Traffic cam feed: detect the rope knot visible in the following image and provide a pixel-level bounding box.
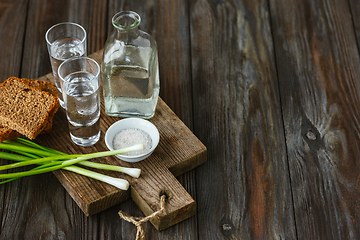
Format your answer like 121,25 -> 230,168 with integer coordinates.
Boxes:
118,194 -> 167,240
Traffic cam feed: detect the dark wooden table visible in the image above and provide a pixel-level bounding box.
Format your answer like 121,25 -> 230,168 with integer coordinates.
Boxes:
1,0 -> 360,239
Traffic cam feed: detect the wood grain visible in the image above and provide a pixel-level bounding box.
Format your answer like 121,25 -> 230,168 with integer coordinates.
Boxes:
349,0 -> 360,52
270,0 -> 360,238
3,0 -> 360,238
190,0 -> 296,239
0,0 -> 27,81
0,0 -> 29,238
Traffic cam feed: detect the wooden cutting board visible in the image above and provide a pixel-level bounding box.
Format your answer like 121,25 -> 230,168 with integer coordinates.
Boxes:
35,50 -> 207,231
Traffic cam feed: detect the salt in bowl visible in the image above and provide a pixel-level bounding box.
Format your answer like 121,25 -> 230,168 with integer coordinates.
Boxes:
105,118 -> 160,162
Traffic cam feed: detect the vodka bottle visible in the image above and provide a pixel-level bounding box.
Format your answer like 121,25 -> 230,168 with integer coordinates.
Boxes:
101,11 -> 160,119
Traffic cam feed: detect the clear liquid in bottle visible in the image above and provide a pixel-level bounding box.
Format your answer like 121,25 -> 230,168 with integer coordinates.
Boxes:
102,64 -> 159,118
101,11 -> 160,119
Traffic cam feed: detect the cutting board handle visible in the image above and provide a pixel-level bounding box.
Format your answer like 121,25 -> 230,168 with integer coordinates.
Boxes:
130,160 -> 196,230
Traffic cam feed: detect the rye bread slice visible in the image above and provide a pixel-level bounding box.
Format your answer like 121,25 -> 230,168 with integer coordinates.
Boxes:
0,78 -> 60,140
20,78 -> 59,133
0,77 -> 59,140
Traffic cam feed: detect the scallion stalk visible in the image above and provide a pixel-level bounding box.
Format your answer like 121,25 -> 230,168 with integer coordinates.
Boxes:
78,161 -> 141,178
0,138 -> 143,190
0,142 -> 55,157
64,166 -> 129,190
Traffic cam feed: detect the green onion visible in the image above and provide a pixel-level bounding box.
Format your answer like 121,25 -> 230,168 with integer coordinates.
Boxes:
0,138 -> 143,190
78,161 -> 141,178
64,166 -> 129,190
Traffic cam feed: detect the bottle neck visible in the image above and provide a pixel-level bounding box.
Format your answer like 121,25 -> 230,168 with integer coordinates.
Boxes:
112,11 -> 141,32
112,11 -> 141,43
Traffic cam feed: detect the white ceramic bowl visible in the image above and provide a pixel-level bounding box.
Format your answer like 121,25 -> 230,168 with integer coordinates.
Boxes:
105,118 -> 160,162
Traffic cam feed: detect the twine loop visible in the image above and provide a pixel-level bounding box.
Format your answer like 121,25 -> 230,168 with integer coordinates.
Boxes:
118,195 -> 167,240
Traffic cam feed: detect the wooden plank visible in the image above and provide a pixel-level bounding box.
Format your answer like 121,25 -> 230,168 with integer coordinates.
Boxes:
0,0 -> 27,81
270,0 -> 360,238
0,0 -> 29,238
349,0 -> 360,50
189,0 -> 296,239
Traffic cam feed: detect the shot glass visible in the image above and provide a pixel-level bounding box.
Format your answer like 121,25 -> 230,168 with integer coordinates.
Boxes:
46,22 -> 87,108
58,57 -> 101,147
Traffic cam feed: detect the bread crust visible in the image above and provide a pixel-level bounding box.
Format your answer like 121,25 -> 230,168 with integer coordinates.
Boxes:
0,126 -> 21,142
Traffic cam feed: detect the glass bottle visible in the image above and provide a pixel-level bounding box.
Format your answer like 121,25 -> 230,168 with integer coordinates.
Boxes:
101,11 -> 160,118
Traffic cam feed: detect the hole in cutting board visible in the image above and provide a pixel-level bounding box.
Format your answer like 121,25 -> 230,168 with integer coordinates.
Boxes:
159,189 -> 172,201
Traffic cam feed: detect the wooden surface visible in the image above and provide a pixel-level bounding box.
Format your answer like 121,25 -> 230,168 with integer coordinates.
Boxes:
36,50 -> 206,230
1,0 -> 360,239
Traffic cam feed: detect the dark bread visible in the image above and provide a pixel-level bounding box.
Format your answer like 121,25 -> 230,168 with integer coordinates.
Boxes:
0,77 -> 59,140
20,78 -> 59,133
